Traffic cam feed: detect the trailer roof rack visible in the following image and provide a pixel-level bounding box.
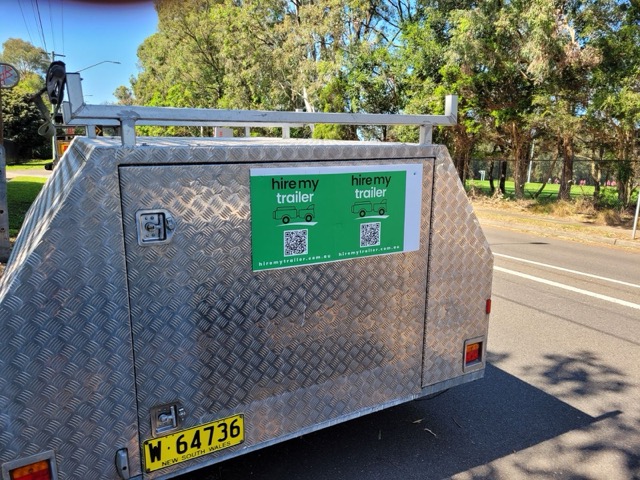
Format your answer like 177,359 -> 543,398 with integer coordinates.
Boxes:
62,73 -> 457,147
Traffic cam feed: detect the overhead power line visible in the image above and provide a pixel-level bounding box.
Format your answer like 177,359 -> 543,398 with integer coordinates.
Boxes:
61,0 -> 65,55
47,0 -> 56,53
17,0 -> 35,45
33,0 -> 48,52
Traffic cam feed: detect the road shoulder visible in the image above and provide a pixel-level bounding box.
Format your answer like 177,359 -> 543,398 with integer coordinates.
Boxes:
473,203 -> 639,252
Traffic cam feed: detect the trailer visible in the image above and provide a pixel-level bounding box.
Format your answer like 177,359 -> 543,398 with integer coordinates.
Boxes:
0,73 -> 493,480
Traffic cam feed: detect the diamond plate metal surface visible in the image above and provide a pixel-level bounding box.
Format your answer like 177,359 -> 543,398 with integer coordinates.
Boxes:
118,152 -> 434,478
422,146 -> 493,386
0,140 -> 140,480
0,136 -> 491,480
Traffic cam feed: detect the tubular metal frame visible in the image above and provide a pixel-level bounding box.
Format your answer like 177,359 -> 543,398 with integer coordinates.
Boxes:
62,73 -> 457,147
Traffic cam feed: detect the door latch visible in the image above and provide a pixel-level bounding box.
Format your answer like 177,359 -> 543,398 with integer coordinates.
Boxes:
136,209 -> 176,246
150,402 -> 186,436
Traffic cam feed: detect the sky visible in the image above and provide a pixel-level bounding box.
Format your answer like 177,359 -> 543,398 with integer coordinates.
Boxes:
0,0 -> 158,104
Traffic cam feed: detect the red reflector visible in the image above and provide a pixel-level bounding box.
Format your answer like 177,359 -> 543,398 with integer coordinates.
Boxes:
465,342 -> 481,364
10,461 -> 51,480
486,299 -> 492,314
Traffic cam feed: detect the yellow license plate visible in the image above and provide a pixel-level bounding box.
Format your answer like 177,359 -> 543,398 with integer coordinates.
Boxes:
143,414 -> 244,472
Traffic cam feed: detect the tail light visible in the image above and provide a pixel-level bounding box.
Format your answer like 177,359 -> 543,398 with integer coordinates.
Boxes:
463,337 -> 485,372
2,452 -> 56,480
9,461 -> 51,480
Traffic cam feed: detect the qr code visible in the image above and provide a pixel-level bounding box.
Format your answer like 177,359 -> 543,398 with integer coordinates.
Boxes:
284,229 -> 308,256
360,222 -> 381,247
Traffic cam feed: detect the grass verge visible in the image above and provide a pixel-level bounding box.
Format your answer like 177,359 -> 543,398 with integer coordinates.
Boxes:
466,180 -> 637,210
6,176 -> 47,236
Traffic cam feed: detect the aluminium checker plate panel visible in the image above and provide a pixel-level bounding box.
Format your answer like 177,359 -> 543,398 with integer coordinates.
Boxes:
118,151 -> 433,479
0,136 -> 492,480
0,138 -> 140,479
422,146 -> 493,387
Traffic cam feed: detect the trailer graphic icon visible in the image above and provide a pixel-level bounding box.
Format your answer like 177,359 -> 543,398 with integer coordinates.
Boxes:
273,204 -> 315,223
352,198 -> 387,217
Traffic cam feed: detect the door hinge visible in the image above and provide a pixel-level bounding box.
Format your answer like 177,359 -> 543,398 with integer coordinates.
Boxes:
115,448 -> 131,479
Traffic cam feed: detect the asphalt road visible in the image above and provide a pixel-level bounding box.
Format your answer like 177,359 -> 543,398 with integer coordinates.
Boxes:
176,227 -> 639,480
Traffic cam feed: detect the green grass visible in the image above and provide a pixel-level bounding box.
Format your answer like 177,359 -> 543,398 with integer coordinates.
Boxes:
466,180 -> 595,197
466,180 -> 637,207
6,177 -> 47,236
5,159 -> 51,170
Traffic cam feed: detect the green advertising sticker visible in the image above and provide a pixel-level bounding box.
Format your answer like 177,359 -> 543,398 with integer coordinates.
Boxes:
250,164 -> 423,271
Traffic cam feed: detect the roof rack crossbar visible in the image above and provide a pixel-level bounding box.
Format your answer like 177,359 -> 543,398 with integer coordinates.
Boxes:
63,73 -> 457,147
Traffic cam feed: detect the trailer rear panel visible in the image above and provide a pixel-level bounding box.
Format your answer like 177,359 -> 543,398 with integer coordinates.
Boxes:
0,137 -> 492,480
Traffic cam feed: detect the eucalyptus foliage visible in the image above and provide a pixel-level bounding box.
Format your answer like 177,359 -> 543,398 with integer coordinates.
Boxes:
126,0 -> 639,205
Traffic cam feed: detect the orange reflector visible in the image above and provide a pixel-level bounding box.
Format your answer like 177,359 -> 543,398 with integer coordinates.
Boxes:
486,299 -> 492,314
465,342 -> 481,364
10,460 -> 51,480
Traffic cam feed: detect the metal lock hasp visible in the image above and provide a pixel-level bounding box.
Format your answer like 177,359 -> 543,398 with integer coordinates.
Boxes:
136,209 -> 176,246
150,402 -> 186,436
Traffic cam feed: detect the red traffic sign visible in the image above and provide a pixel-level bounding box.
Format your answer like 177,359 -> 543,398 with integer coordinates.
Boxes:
0,63 -> 20,89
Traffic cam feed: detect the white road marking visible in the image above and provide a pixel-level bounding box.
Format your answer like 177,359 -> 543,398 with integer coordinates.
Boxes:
494,266 -> 640,311
494,253 -> 640,289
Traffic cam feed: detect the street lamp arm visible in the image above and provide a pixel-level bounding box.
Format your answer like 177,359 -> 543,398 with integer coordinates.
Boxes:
76,60 -> 121,72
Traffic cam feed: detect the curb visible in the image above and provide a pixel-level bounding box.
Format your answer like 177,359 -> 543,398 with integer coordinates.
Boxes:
5,170 -> 53,180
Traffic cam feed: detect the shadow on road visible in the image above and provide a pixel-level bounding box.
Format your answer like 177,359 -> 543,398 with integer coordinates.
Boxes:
177,361 -> 634,479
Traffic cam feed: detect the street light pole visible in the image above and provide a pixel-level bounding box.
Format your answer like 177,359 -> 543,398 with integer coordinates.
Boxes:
76,60 -> 121,72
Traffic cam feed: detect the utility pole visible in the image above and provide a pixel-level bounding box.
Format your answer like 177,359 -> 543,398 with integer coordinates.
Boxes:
50,52 -> 65,165
0,144 -> 8,262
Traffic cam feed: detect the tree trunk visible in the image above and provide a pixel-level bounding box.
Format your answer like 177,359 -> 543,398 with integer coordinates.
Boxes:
455,152 -> 470,186
534,151 -> 559,199
513,154 -> 529,200
591,158 -> 601,200
506,121 -> 530,200
617,160 -> 632,206
559,136 -> 574,201
488,161 -> 495,194
499,161 -> 507,195
453,125 -> 474,185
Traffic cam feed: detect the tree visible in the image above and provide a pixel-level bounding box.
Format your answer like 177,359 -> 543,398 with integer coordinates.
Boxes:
133,0 -> 409,139
113,85 -> 135,106
0,38 -> 49,76
1,39 -> 50,162
586,0 -> 640,206
127,0 -> 637,207
1,88 -> 50,160
399,1 -> 535,193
